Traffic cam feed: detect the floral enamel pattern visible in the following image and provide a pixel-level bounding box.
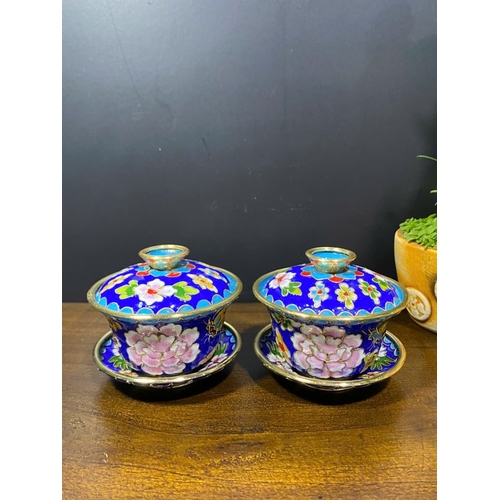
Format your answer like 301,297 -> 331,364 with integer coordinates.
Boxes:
115,278 -> 199,305
134,262 -> 196,278
199,267 -> 225,280
269,272 -> 302,297
124,324 -> 201,375
290,324 -> 365,379
104,336 -> 137,376
188,274 -> 218,292
335,283 -> 358,310
205,308 -> 226,338
360,341 -> 393,372
261,261 -> 403,317
198,341 -> 230,371
270,311 -> 301,332
95,259 -> 236,314
357,279 -> 381,304
308,281 -> 330,308
300,264 -> 364,283
100,273 -> 133,293
372,275 -> 391,291
134,279 -> 176,306
259,327 -> 401,383
265,340 -> 295,373
98,325 -> 240,383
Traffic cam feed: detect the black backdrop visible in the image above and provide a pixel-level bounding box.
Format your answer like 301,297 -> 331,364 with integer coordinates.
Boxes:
62,0 -> 437,302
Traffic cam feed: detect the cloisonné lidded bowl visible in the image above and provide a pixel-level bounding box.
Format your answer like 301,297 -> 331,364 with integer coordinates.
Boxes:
87,244 -> 243,376
252,247 -> 408,380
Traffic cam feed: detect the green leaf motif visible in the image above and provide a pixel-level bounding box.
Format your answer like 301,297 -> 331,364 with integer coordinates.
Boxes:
372,276 -> 390,291
115,280 -> 139,299
362,352 -> 377,370
213,342 -> 227,356
109,355 -> 133,371
281,281 -> 302,297
365,354 -> 393,371
267,341 -> 282,358
173,281 -> 200,301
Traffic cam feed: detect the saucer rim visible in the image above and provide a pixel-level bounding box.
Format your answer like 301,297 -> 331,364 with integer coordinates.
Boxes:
253,324 -> 406,390
93,322 -> 241,388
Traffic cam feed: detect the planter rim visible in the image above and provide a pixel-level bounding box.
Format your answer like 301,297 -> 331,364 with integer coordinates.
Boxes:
395,228 -> 437,254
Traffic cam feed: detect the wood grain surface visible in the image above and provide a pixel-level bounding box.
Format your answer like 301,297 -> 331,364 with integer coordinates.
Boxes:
62,303 -> 437,499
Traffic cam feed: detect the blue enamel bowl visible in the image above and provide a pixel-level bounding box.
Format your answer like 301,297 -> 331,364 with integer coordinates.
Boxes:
252,247 -> 408,380
87,244 -> 243,376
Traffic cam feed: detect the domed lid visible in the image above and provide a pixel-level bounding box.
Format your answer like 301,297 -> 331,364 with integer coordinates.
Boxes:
253,247 -> 407,322
88,244 -> 242,319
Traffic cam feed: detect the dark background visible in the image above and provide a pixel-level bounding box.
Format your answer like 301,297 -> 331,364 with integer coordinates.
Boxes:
62,0 -> 437,303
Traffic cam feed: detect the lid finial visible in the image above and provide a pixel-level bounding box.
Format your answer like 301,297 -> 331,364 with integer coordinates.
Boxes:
305,247 -> 356,274
138,244 -> 190,271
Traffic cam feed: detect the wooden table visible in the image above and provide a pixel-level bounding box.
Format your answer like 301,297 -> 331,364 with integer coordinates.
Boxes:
63,303 -> 437,499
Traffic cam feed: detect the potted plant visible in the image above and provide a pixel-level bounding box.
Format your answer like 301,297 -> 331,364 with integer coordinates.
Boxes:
394,155 -> 437,333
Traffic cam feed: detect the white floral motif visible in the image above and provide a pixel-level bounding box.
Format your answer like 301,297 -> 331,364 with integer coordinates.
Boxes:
134,279 -> 175,306
308,281 -> 330,308
199,267 -> 224,280
269,272 -> 295,290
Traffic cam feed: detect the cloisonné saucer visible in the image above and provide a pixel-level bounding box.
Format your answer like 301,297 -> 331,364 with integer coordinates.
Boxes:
254,324 -> 406,392
93,322 -> 241,389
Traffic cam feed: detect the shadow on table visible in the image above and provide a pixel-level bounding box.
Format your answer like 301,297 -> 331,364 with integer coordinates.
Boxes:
105,363 -> 237,403
270,374 -> 391,405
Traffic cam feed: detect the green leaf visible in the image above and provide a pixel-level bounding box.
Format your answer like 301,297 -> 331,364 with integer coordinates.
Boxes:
267,342 -> 281,357
115,280 -> 138,299
363,352 -> 378,370
281,281 -> 302,297
416,155 -> 437,162
109,355 -> 132,371
373,277 -> 390,291
400,213 -> 437,249
370,356 -> 393,371
172,281 -> 200,301
214,342 -> 227,356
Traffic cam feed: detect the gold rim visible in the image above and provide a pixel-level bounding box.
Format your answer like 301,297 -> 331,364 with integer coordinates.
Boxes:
253,324 -> 406,390
138,244 -> 190,270
87,261 -> 243,321
305,246 -> 357,263
252,266 -> 408,325
93,322 -> 241,387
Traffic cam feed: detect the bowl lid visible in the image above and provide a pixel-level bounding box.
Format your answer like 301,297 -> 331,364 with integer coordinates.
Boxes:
253,247 -> 407,322
88,244 -> 242,319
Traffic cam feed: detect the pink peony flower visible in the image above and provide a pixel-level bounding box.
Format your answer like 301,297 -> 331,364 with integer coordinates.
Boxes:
291,324 -> 364,379
125,324 -> 200,375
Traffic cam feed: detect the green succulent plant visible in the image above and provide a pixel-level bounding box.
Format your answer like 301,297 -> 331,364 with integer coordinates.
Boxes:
399,155 -> 437,250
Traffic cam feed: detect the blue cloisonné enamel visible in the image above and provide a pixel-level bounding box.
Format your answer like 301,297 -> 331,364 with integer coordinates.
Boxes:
88,245 -> 243,376
257,253 -> 404,318
101,319 -> 237,377
252,247 -> 408,380
94,259 -> 238,316
259,325 -> 401,380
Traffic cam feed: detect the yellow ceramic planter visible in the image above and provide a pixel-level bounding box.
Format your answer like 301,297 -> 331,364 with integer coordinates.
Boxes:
394,229 -> 437,333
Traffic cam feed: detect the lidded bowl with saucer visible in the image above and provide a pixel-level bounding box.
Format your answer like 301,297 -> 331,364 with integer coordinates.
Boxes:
252,247 -> 409,380
87,244 -> 243,378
